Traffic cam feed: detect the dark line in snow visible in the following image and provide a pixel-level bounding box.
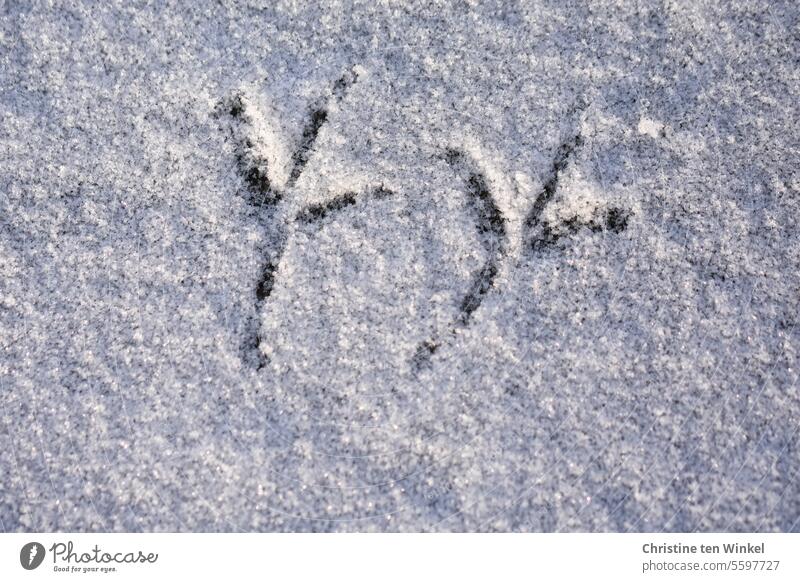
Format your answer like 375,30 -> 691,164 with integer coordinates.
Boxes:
524,132 -> 583,234
286,108 -> 328,188
412,149 -> 507,370
530,207 -> 630,253
296,191 -> 357,224
286,68 -> 359,188
296,186 -> 394,226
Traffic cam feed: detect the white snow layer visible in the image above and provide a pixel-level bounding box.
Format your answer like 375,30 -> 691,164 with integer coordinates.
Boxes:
0,1 -> 798,532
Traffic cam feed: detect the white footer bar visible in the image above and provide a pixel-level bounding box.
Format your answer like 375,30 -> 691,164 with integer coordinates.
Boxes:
1,533 -> 797,581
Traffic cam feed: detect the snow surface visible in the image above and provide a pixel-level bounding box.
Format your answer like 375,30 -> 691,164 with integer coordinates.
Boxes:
1,1 -> 798,532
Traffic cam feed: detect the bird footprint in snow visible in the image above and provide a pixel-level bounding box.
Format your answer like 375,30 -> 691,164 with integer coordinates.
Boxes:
218,69 -> 630,372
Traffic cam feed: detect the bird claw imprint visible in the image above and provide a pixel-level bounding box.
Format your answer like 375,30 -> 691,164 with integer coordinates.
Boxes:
218,70 -> 630,372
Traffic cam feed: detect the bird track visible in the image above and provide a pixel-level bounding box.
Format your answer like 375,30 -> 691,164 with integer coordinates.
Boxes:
219,70 -> 630,372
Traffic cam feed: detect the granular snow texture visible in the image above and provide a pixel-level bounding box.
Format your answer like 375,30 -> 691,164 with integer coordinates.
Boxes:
1,1 -> 798,532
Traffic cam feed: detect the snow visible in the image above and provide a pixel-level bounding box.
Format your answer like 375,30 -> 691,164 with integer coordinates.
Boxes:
637,117 -> 665,139
0,1 -> 798,532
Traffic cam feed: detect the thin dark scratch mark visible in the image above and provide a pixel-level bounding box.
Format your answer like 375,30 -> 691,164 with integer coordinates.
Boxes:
287,108 -> 328,187
458,261 -> 500,324
296,187 -> 394,226
239,249 -> 278,370
248,258 -> 277,368
458,170 -> 506,323
225,94 -> 282,209
286,68 -> 359,188
530,207 -> 630,253
296,192 -> 357,224
241,325 -> 269,370
255,258 -> 279,302
524,133 -> 583,233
